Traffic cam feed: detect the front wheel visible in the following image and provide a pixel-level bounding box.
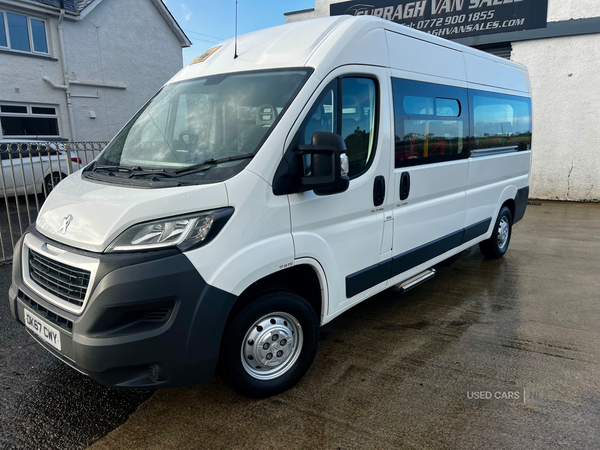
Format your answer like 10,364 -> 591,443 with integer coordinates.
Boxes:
479,206 -> 513,259
220,292 -> 319,398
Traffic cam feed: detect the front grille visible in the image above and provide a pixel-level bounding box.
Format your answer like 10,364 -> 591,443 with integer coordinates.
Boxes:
29,249 -> 91,308
18,290 -> 73,332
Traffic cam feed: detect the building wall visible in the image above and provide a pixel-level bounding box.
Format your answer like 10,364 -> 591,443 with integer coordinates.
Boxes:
0,0 -> 183,143
285,0 -> 342,23
0,13 -> 71,140
548,0 -> 600,21
489,0 -> 600,201
63,0 -> 184,142
286,0 -> 600,201
512,35 -> 600,202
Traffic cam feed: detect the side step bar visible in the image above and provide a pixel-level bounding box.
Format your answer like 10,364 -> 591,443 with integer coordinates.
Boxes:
393,268 -> 437,294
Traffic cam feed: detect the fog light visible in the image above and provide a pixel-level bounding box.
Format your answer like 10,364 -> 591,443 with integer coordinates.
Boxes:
148,364 -> 163,382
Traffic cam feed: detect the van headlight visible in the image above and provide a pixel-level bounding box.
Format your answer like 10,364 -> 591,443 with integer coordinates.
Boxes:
106,207 -> 234,252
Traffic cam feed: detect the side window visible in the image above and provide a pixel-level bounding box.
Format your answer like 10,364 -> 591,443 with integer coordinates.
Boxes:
341,78 -> 377,176
392,78 -> 467,168
299,80 -> 337,145
298,76 -> 378,178
470,91 -> 532,151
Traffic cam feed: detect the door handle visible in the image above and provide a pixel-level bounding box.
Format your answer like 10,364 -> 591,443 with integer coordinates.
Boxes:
373,176 -> 385,207
399,171 -> 410,200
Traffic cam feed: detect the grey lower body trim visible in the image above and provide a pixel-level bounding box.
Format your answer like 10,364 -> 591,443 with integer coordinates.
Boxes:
463,218 -> 493,243
345,217 -> 492,298
9,235 -> 238,388
513,186 -> 529,224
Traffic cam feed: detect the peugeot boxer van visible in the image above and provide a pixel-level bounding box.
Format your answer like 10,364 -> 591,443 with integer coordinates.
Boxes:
8,15 -> 532,397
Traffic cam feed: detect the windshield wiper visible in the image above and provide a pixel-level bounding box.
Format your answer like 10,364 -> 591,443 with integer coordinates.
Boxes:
92,163 -> 176,178
173,153 -> 255,175
91,153 -> 255,179
92,164 -> 138,173
128,168 -> 178,178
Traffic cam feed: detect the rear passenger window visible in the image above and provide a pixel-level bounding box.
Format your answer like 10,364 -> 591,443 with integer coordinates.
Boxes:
392,78 -> 468,168
470,91 -> 532,151
436,98 -> 460,117
404,96 -> 433,115
299,76 -> 378,178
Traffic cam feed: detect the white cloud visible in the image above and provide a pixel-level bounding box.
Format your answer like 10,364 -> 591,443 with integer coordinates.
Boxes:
181,3 -> 192,21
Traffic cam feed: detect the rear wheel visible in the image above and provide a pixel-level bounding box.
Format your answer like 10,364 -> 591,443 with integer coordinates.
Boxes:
220,292 -> 319,398
44,172 -> 67,195
479,206 -> 513,259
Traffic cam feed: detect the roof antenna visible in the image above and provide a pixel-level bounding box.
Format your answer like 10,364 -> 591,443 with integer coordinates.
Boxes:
234,0 -> 239,59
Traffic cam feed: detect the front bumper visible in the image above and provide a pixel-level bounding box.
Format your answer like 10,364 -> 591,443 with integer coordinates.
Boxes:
9,230 -> 237,388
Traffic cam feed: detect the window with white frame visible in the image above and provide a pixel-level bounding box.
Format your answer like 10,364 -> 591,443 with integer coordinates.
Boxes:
0,103 -> 60,138
0,10 -> 49,55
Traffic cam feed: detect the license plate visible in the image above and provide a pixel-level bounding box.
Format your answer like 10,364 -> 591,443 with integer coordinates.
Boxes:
24,309 -> 61,351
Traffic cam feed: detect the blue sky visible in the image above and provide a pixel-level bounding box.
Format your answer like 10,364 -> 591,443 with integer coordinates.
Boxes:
162,0 -> 316,65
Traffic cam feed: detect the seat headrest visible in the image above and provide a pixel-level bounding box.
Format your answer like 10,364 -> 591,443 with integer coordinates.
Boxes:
256,104 -> 277,127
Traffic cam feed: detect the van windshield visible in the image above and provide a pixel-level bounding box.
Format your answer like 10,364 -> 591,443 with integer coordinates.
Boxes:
94,69 -> 310,179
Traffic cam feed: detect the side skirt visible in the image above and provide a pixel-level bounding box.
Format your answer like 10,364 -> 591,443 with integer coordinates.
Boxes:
345,217 -> 492,298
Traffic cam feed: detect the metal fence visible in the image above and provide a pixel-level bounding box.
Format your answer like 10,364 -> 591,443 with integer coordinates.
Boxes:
0,141 -> 108,262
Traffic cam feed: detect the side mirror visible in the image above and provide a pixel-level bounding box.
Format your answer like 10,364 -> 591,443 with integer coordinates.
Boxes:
295,132 -> 350,196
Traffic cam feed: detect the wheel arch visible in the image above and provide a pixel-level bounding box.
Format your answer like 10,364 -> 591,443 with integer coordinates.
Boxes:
490,185 -> 518,232
224,260 -> 328,331
501,197 -> 516,221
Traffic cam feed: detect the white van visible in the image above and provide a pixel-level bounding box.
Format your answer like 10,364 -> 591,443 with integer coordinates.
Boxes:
8,16 -> 532,397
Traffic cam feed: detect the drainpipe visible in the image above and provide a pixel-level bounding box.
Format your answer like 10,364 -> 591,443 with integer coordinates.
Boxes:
57,2 -> 77,141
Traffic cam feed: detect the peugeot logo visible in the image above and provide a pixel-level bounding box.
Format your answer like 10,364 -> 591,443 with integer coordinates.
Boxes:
58,215 -> 73,234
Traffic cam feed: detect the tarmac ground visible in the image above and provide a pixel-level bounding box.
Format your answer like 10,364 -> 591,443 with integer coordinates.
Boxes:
0,266 -> 152,450
1,200 -> 600,449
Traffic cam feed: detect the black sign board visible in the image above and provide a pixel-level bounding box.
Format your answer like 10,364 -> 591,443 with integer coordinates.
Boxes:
330,0 -> 548,40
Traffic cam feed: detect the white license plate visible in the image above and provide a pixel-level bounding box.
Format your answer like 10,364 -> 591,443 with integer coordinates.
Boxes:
24,309 -> 62,351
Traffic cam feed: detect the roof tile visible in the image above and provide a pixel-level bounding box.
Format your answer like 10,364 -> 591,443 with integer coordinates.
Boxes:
76,0 -> 95,12
28,0 -> 78,13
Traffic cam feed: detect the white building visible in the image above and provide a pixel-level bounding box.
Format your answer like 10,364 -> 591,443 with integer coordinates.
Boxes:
0,0 -> 191,143
286,0 -> 600,202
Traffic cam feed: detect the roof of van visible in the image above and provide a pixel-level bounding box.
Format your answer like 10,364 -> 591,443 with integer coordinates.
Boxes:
169,15 -> 529,91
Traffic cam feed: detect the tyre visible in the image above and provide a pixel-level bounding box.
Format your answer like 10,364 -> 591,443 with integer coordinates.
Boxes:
479,206 -> 513,259
44,172 -> 67,195
220,292 -> 319,398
